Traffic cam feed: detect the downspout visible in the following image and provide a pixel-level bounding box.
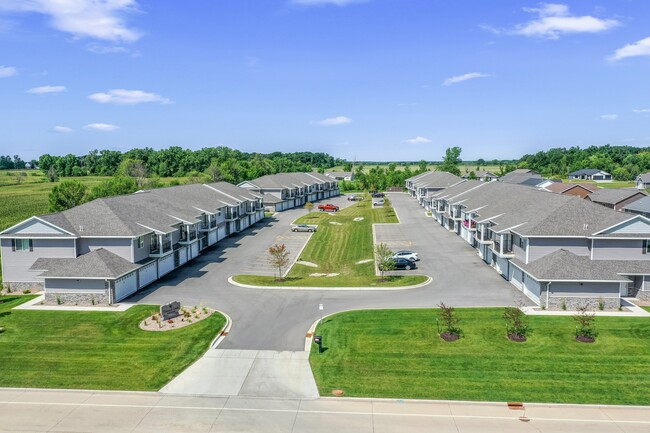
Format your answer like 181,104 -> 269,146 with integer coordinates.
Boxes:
546,281 -> 551,310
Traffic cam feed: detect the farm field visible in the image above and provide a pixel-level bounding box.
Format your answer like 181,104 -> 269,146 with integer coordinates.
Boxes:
328,164 -> 502,175
310,307 -> 650,405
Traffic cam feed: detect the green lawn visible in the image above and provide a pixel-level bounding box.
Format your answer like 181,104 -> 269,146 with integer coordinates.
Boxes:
310,308 -> 650,405
233,198 -> 428,287
0,296 -> 225,391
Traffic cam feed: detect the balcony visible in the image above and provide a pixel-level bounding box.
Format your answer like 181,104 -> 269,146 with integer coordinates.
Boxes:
150,240 -> 172,255
450,210 -> 463,221
200,220 -> 217,230
492,239 -> 513,256
225,210 -> 238,221
179,230 -> 197,244
462,220 -> 477,230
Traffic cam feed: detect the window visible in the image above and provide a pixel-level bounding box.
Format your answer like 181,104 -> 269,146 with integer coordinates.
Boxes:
12,239 -> 32,252
138,236 -> 144,249
644,240 -> 650,254
518,237 -> 525,249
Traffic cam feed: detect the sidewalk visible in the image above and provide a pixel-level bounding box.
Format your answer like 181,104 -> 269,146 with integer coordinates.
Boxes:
12,295 -> 135,312
522,298 -> 650,317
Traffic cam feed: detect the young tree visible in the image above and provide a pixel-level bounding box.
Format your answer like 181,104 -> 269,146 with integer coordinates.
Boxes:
438,147 -> 462,176
14,172 -> 27,184
268,243 -> 291,279
573,304 -> 598,342
382,196 -> 392,213
468,171 -> 477,180
49,180 -> 89,212
304,201 -> 314,216
205,160 -> 224,182
375,242 -> 395,279
437,302 -> 462,340
503,303 -> 529,341
47,166 -> 59,182
117,159 -> 149,188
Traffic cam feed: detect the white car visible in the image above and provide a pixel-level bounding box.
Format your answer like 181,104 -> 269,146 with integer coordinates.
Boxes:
393,250 -> 419,261
291,224 -> 317,232
373,199 -> 385,206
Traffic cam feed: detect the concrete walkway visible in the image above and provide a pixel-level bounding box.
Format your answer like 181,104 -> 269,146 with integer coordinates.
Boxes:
13,295 -> 135,312
1,388 -> 649,433
160,349 -> 319,399
522,298 -> 650,317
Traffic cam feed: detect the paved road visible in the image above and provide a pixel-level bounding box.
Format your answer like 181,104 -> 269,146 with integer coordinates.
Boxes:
136,193 -> 530,351
2,389 -> 648,433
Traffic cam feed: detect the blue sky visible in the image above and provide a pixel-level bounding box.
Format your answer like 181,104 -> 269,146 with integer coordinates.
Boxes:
1,0 -> 649,162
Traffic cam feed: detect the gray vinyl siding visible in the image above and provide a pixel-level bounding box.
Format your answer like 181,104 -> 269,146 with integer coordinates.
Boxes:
550,282 -> 620,297
1,238 -> 76,282
77,238 -> 133,262
133,235 -> 151,262
45,278 -> 107,292
513,244 -> 526,262
528,238 -> 590,262
592,239 -> 650,260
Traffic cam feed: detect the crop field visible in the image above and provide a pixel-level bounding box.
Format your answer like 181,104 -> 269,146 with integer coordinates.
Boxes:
328,164 -> 502,175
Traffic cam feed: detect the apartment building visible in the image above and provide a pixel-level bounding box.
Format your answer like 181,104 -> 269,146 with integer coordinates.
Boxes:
238,172 -> 340,212
418,177 -> 650,309
0,182 -> 264,304
404,171 -> 463,208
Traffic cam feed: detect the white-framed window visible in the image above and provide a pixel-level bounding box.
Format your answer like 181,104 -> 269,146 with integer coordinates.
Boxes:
12,239 -> 32,252
644,240 -> 650,254
138,236 -> 145,249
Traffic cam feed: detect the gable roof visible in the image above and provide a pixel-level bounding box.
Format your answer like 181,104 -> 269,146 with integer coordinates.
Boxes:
31,248 -> 139,279
623,196 -> 650,214
543,182 -> 598,194
588,188 -> 647,205
636,173 -> 650,183
410,171 -> 463,189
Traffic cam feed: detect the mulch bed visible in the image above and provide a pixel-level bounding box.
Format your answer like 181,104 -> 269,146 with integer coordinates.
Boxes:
507,333 -> 527,342
139,307 -> 215,332
575,336 -> 596,343
440,332 -> 460,342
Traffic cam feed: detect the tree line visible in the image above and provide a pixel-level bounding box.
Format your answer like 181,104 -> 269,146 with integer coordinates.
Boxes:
37,146 -> 342,184
518,145 -> 650,181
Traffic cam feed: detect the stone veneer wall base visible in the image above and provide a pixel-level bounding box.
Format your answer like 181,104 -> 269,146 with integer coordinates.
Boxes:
545,294 -> 620,311
1,281 -> 44,295
44,292 -> 110,306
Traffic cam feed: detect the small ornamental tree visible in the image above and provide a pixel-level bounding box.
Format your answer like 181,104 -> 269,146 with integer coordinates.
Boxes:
375,242 -> 395,279
48,180 -> 89,212
437,302 -> 462,341
268,243 -> 291,280
503,302 -> 529,342
383,196 -> 391,210
305,201 -> 314,216
573,304 -> 598,342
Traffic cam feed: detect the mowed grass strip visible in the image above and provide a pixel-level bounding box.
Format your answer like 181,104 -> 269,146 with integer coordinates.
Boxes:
310,308 -> 650,405
0,296 -> 225,391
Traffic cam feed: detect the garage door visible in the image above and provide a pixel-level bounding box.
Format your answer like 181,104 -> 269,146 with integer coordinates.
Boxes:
523,278 -> 541,304
158,253 -> 174,277
511,267 -> 524,289
115,272 -> 137,302
138,261 -> 157,288
208,230 -> 217,245
218,226 -> 227,241
190,242 -> 199,259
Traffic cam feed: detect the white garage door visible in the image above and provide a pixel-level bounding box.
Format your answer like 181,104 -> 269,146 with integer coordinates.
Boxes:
179,247 -> 188,265
511,267 -> 524,289
190,242 -> 199,259
158,253 -> 174,277
138,261 -> 157,288
523,278 -> 541,304
208,230 -> 217,245
495,256 -> 508,276
115,272 -> 137,302
218,226 -> 227,241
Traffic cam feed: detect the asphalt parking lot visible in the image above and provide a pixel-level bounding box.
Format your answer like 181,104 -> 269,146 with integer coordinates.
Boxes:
136,192 -> 529,351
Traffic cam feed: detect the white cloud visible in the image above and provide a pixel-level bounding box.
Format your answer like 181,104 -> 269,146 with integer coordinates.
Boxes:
443,72 -> 490,86
609,37 -> 650,61
88,89 -> 172,105
27,85 -> 66,94
404,136 -> 431,144
87,43 -> 140,56
312,116 -> 352,126
633,108 -> 650,113
291,0 -> 368,6
600,114 -> 618,121
52,125 -> 72,133
512,3 -> 619,39
0,0 -> 142,42
84,123 -> 119,131
0,65 -> 17,77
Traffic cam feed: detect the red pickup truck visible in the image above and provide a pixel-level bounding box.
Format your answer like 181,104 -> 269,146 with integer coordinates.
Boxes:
318,203 -> 340,212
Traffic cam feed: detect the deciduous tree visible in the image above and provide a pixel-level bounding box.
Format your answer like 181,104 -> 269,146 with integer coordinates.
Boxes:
49,180 -> 88,212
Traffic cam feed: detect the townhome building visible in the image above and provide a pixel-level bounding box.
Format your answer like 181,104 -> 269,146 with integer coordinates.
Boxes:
540,182 -> 598,198
0,182 -> 264,304
462,170 -> 498,182
419,177 -> 650,309
587,188 -> 647,211
569,169 -> 612,182
238,172 -> 339,212
636,173 -> 650,190
404,171 -> 463,207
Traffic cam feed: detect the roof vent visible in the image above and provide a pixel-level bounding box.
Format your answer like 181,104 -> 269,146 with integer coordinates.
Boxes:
583,223 -> 589,231
79,225 -> 84,232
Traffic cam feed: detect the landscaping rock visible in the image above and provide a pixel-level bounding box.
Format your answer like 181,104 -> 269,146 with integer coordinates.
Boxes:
140,306 -> 214,331
353,217 -> 364,221
297,261 -> 319,268
329,221 -> 342,225
355,259 -> 374,264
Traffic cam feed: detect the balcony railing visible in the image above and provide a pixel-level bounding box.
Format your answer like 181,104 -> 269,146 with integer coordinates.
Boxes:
150,240 -> 172,255
462,220 -> 477,229
493,239 -> 513,255
180,230 -> 197,243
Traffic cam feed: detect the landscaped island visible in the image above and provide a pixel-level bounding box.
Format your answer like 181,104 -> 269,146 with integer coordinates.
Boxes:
233,197 -> 428,288
0,296 -> 226,391
309,308 -> 650,405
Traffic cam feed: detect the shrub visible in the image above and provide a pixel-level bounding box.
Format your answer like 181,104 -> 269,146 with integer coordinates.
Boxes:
22,289 -> 31,294
437,302 -> 462,339
573,304 -> 598,341
56,296 -> 62,305
598,298 -> 605,311
503,304 -> 529,340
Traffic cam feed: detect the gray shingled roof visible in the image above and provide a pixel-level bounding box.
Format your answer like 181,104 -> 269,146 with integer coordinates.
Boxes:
511,250 -> 648,282
411,171 -> 463,189
262,193 -> 284,204
31,248 -> 139,279
623,196 -> 650,214
570,168 -> 609,176
499,172 -> 544,185
588,188 -> 647,205
637,173 -> 650,183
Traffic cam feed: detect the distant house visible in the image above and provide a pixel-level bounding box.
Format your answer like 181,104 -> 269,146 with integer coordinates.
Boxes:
587,188 -> 647,211
636,173 -> 650,190
463,170 -> 498,182
541,182 -> 598,199
325,171 -> 354,181
623,196 -> 650,218
499,169 -> 546,187
568,169 -> 612,182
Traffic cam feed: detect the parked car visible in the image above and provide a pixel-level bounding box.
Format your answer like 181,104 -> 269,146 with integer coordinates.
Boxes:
373,198 -> 385,206
379,257 -> 417,271
291,224 -> 317,232
393,250 -> 419,261
347,194 -> 363,201
318,203 -> 340,212
372,192 -> 385,198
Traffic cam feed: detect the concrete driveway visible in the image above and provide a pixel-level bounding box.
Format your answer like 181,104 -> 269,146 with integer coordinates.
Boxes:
136,193 -> 530,352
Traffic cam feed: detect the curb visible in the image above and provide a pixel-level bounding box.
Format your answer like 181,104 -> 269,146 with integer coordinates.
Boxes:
209,310 -> 232,348
227,275 -> 432,291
